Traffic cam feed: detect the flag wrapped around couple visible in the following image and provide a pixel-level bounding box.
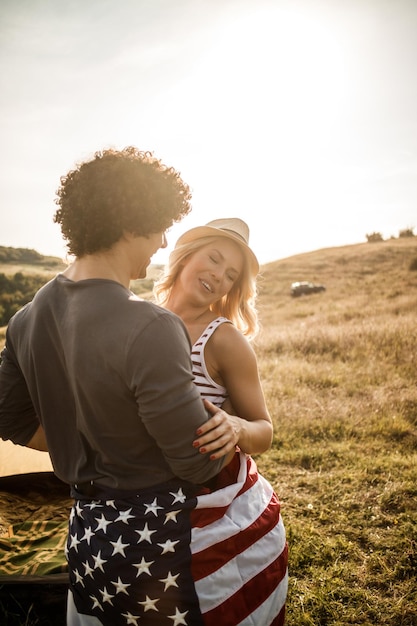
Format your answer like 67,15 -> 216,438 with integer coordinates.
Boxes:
191,450 -> 288,625
0,455 -> 287,625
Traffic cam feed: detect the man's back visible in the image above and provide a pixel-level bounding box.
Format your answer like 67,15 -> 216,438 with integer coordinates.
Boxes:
1,274 -> 225,490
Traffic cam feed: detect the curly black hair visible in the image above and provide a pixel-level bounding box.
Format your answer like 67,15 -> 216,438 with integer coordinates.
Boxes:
54,146 -> 192,257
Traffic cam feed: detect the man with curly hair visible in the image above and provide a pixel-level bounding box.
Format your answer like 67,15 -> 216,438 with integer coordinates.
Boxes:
0,147 -> 234,625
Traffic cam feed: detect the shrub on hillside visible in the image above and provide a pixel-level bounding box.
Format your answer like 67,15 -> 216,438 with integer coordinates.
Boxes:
399,227 -> 415,238
366,232 -> 384,243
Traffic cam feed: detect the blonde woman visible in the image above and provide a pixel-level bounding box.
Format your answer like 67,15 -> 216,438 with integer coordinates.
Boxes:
154,218 -> 288,626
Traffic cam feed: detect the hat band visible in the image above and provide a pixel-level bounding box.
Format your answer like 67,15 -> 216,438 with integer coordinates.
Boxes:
219,228 -> 248,245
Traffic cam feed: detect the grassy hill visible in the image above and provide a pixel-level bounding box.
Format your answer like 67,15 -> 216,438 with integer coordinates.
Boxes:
0,246 -> 67,277
1,237 -> 416,625
254,237 -> 417,625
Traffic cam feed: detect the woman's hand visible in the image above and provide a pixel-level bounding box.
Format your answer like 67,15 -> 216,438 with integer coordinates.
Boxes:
193,399 -> 242,460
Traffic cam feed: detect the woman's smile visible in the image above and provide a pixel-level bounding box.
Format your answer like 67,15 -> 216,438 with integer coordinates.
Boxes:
200,278 -> 213,293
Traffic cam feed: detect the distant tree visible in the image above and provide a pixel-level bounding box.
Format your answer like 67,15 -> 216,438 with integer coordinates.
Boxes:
0,272 -> 46,326
366,232 -> 384,243
398,228 -> 415,238
410,257 -> 417,271
19,248 -> 44,263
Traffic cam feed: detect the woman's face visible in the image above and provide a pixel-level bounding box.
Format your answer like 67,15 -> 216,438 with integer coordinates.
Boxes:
178,238 -> 244,304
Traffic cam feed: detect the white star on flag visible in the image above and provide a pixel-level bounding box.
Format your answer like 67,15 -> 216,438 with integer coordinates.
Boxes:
170,488 -> 187,504
121,612 -> 140,625
143,497 -> 163,516
83,560 -> 94,578
92,550 -> 107,572
74,568 -> 84,586
159,571 -> 180,591
135,522 -> 157,544
86,501 -> 102,510
138,595 -> 159,612
158,539 -> 180,554
95,513 -> 111,533
75,502 -> 84,517
164,509 -> 181,524
115,508 -> 135,524
168,607 -> 188,625
111,576 -> 130,595
80,526 -> 94,544
110,535 -> 129,557
99,586 -> 115,605
90,595 -> 102,611
69,533 -> 80,552
133,556 -> 154,577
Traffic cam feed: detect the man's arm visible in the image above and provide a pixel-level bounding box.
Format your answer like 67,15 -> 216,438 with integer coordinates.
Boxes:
131,314 -> 228,484
0,341 -> 42,446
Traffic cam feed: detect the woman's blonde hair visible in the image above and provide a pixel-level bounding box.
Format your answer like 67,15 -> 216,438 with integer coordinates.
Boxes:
153,236 -> 259,339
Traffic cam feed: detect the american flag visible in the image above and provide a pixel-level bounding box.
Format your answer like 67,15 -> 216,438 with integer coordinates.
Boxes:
66,453 -> 287,625
191,451 -> 288,625
67,480 -> 204,625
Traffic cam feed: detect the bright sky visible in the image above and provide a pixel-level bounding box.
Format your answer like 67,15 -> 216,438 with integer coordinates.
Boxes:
0,0 -> 416,266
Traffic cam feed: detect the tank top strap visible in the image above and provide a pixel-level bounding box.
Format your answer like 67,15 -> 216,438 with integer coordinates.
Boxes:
194,317 -> 230,351
191,317 -> 230,407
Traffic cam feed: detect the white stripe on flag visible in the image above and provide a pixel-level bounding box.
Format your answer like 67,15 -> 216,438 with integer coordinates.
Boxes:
194,516 -> 287,613
192,456 -> 274,554
194,451 -> 248,510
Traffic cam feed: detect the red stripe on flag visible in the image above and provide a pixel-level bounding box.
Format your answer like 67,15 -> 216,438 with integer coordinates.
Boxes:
192,492 -> 281,580
200,545 -> 288,625
191,453 -> 260,528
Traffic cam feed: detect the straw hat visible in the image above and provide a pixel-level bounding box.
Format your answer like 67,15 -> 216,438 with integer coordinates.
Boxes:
175,218 -> 259,275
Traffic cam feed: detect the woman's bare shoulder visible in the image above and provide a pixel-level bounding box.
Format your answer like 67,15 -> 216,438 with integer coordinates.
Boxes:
211,320 -> 254,356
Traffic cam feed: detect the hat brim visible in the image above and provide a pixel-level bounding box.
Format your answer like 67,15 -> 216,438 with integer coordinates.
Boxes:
175,226 -> 259,275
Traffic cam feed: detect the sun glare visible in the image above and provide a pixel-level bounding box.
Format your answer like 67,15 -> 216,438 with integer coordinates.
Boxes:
192,6 -> 348,134
149,5 -> 356,265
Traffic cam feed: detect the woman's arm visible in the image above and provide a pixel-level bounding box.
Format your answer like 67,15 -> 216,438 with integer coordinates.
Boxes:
193,325 -> 273,459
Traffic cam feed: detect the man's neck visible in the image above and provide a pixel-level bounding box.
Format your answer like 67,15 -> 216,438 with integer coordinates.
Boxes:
62,249 -> 130,288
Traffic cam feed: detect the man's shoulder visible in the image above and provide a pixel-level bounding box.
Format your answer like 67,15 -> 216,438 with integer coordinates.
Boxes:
138,301 -> 188,336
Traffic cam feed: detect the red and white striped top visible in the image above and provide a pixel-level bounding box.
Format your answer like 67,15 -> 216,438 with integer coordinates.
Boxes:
191,317 -> 230,407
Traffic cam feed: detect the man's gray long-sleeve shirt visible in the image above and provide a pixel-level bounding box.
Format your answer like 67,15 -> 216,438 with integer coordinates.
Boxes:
0,275 -> 225,489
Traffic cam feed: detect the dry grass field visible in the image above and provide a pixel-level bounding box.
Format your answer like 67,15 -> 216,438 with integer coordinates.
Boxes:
0,237 -> 416,625
254,237 -> 417,625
